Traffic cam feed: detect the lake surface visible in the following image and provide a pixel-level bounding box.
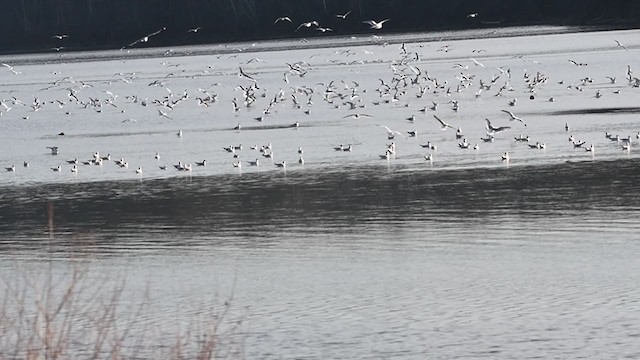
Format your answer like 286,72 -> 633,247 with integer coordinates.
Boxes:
2,27 -> 640,359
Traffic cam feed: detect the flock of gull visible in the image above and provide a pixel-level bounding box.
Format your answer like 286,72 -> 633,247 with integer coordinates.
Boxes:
2,20 -> 640,181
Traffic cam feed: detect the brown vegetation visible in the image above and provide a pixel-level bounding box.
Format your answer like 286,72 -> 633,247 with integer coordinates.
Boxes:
0,267 -> 243,359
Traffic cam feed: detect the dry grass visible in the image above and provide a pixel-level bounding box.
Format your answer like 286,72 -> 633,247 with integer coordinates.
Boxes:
0,267 -> 244,359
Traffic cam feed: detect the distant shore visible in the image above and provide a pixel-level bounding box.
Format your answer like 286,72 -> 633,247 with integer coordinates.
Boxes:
0,24 -> 625,65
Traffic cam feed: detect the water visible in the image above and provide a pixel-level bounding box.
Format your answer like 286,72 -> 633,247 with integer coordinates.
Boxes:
2,27 -> 640,358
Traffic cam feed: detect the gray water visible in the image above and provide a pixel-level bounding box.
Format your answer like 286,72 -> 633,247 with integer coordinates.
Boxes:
2,27 -> 640,359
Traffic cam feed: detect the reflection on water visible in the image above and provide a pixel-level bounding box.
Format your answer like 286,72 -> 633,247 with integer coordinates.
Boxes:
1,158 -> 639,257
2,159 -> 640,359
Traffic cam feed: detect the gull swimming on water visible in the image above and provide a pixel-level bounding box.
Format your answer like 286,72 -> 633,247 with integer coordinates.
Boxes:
5,165 -> 15,172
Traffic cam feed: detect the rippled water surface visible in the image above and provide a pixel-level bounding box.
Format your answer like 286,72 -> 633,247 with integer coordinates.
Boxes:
2,27 -> 640,359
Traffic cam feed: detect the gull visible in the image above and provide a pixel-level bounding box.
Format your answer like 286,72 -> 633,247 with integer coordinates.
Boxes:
195,160 -> 207,167
176,130 -> 183,137
274,16 -> 292,24
470,58 -> 485,67
615,39 -> 628,51
481,135 -> 495,142
407,130 -> 418,137
247,158 -> 260,167
298,156 -> 304,165
233,161 -> 242,168
23,161 -> 29,167
585,144 -> 595,152
565,123 -> 570,132
51,166 -> 62,172
298,147 -> 304,154
433,115 -> 456,130
467,13 -> 478,18
136,167 -> 143,174
127,27 -> 166,47
5,165 -> 15,172
155,152 -> 161,160
568,59 -> 587,66
363,19 -> 390,30
159,165 -> 167,170
71,165 -> 78,173
316,27 -> 333,33
296,21 -> 319,32
122,118 -> 137,123
343,113 -> 372,119
275,161 -> 286,168
485,118 -> 511,133
501,110 -> 527,126
425,154 -> 433,162
238,67 -> 257,82
336,10 -> 352,19
187,27 -> 203,33
501,152 -> 510,161
158,109 -> 172,119
47,146 -> 60,155
52,34 -> 69,40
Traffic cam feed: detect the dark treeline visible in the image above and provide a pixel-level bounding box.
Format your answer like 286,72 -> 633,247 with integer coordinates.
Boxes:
2,0 -> 640,53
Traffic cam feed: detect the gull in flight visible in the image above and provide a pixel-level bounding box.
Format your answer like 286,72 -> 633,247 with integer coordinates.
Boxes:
158,109 -> 172,120
381,126 -> 405,139
343,113 -> 372,119
52,34 -> 69,40
501,110 -> 527,126
188,27 -> 203,33
615,39 -> 628,51
433,115 -> 456,130
127,27 -> 166,47
485,118 -> 511,133
470,58 -> 485,67
274,17 -> 292,24
238,67 -> 257,82
296,21 -> 319,32
336,11 -> 352,19
363,19 -> 390,30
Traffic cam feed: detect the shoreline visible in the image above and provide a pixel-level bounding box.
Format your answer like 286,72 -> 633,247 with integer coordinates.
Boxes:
0,24 -> 621,66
